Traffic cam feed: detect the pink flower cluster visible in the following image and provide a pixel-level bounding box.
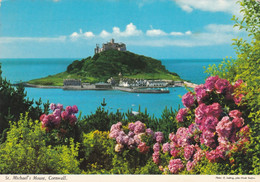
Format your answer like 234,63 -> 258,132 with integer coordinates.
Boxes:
168,159 -> 184,174
152,77 -> 250,173
40,103 -> 78,131
109,121 -> 161,154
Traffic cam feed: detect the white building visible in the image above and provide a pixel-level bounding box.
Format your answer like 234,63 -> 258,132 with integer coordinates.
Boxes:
146,80 -> 168,87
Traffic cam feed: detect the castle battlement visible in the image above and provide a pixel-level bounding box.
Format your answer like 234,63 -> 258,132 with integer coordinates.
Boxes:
95,39 -> 126,54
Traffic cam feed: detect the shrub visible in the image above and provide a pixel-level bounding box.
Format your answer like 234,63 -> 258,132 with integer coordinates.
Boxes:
0,65 -> 48,140
205,0 -> 260,174
148,77 -> 251,174
0,114 -> 81,174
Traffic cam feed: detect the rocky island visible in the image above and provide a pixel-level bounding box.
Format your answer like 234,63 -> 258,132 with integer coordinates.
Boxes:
27,39 -> 196,93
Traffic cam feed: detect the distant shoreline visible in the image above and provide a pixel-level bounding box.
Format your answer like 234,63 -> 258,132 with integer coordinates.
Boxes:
20,82 -> 197,94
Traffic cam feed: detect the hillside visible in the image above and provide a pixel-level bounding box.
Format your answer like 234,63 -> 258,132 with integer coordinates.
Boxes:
28,50 -> 182,86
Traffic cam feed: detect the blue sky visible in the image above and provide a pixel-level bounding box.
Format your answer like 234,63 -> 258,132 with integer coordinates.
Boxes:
0,0 -> 247,59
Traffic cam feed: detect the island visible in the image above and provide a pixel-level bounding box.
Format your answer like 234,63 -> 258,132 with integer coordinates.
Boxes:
27,39 -> 197,93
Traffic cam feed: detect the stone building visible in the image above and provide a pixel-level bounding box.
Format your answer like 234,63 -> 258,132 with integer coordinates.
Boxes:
63,79 -> 81,86
94,39 -> 126,54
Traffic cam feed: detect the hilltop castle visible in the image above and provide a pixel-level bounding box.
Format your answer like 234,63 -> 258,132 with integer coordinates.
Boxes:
94,39 -> 126,54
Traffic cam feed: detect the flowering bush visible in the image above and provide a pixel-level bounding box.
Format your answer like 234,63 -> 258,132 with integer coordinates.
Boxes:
148,77 -> 251,174
39,103 -> 79,144
109,121 -> 161,153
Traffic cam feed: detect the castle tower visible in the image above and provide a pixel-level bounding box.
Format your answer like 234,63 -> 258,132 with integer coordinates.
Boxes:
110,38 -> 115,44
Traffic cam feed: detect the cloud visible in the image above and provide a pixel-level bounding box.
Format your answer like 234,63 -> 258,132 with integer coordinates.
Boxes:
170,32 -> 184,36
110,23 -> 143,37
127,24 -> 242,47
0,36 -> 67,43
1,23 -> 245,49
205,24 -> 240,33
172,0 -> 240,15
52,0 -> 61,2
146,29 -> 167,36
100,30 -> 111,38
69,29 -> 95,40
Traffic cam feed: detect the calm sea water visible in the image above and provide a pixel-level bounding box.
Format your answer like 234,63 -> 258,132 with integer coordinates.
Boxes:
0,58 -> 221,118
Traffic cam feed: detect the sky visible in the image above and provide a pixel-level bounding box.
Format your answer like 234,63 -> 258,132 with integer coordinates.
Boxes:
0,0 -> 248,59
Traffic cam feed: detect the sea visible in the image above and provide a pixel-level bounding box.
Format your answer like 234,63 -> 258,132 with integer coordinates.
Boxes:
0,58 -> 221,118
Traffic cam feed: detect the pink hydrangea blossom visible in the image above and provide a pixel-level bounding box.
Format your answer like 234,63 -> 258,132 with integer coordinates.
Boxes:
152,152 -> 160,165
229,110 -> 242,118
182,92 -> 195,108
56,103 -> 63,110
128,123 -> 135,131
128,131 -> 135,138
170,148 -> 180,157
206,150 -> 218,163
205,76 -> 219,92
202,116 -> 219,132
184,145 -> 195,160
168,159 -> 184,174
109,130 -> 120,139
225,85 -> 234,100
134,121 -> 146,134
195,84 -> 208,103
72,105 -> 78,113
53,109 -> 61,117
186,160 -> 196,171
176,127 -> 191,147
215,78 -> 231,94
210,103 -> 223,118
155,132 -> 164,143
49,103 -> 56,111
162,143 -> 170,153
61,111 -> 69,120
169,133 -> 177,143
216,116 -> 233,138
69,114 -> 77,126
65,106 -> 73,114
176,108 -> 189,123
188,123 -> 200,135
110,122 -> 122,132
193,149 -> 204,162
138,142 -> 150,154
200,130 -> 216,148
195,103 -> 210,125
116,135 -> 124,144
218,136 -> 229,146
146,128 -> 154,137
232,117 -> 244,128
53,116 -> 61,125
133,134 -> 141,145
153,143 -> 160,152
122,136 -> 130,145
128,137 -> 135,146
40,114 -> 47,122
215,145 -> 229,160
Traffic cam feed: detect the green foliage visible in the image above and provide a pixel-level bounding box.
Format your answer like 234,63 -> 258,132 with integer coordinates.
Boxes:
206,0 -> 260,174
81,130 -> 161,174
29,50 -> 182,85
78,106 -> 178,141
0,114 -> 81,174
78,107 -> 124,134
0,65 -> 48,138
